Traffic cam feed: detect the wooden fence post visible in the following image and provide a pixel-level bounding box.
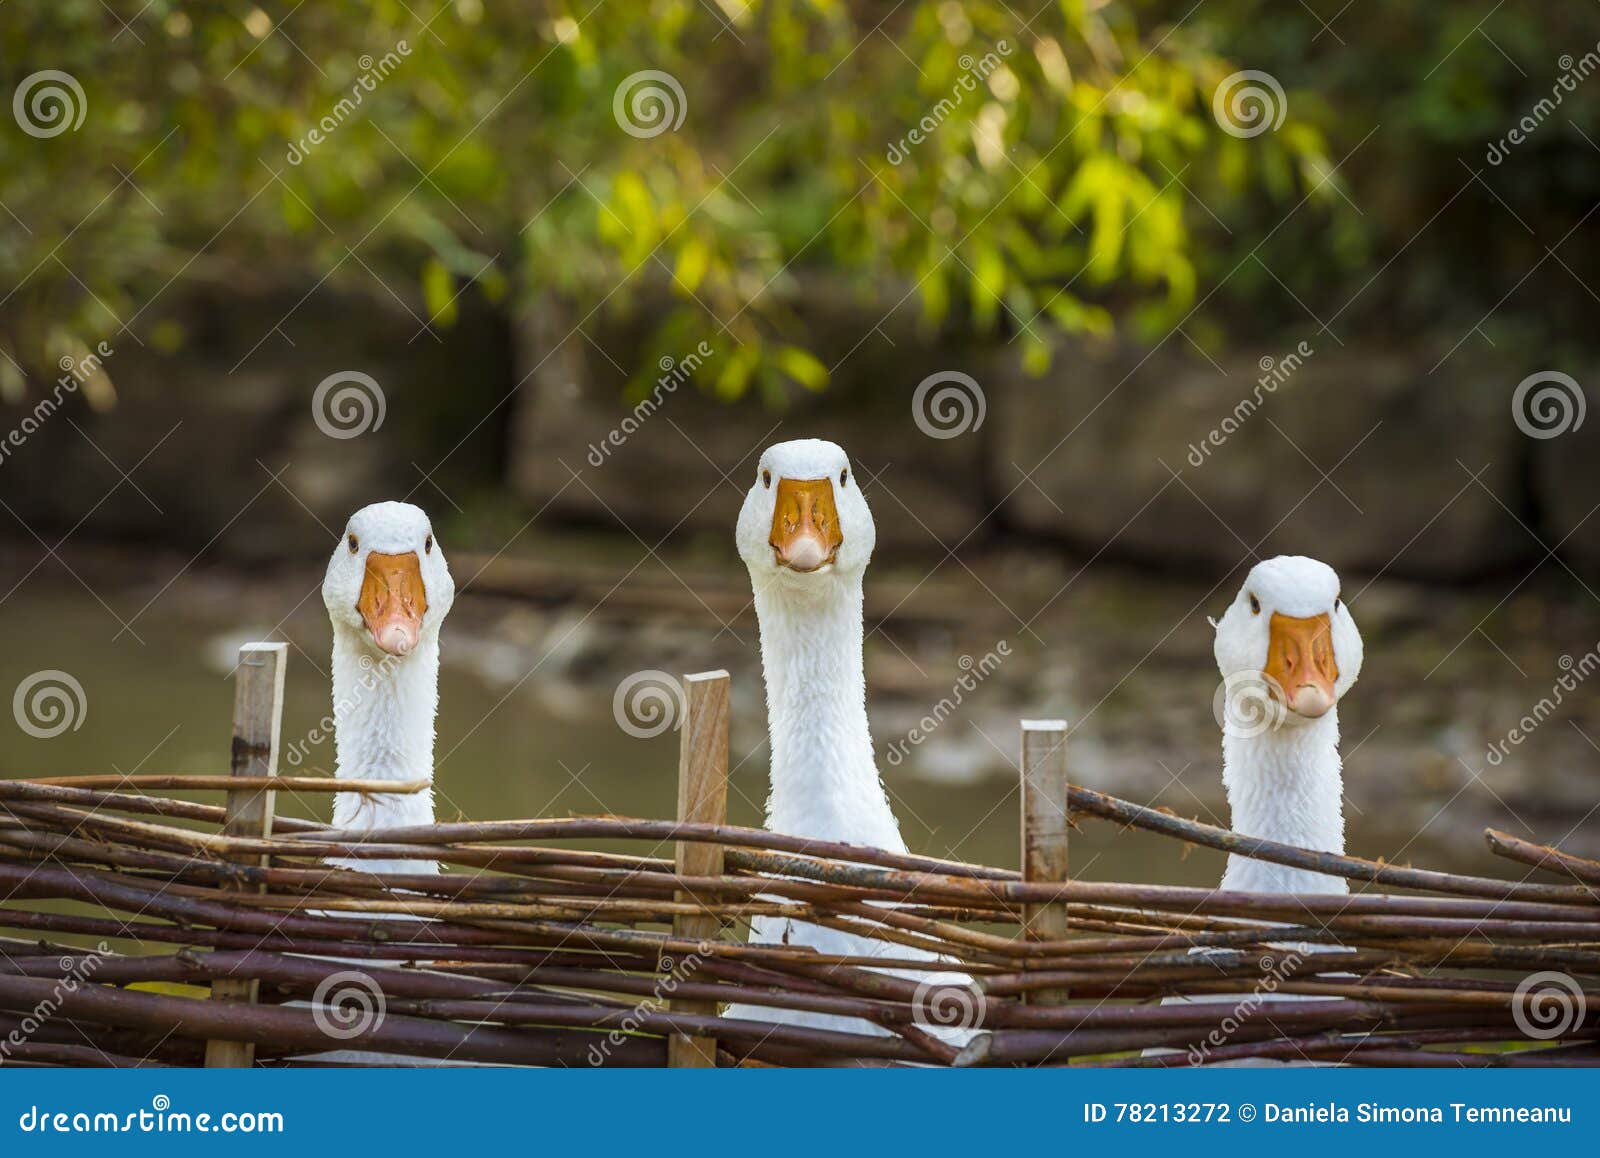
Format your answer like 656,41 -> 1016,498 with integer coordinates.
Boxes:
1020,718 -> 1070,1007
666,670 -> 730,1067
204,642 -> 287,1068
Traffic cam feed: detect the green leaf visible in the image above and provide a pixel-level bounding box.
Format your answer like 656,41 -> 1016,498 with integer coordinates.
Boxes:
1021,329 -> 1053,376
716,345 -> 759,400
970,242 -> 1006,331
1087,182 -> 1125,282
774,344 -> 829,391
422,258 -> 458,327
674,236 -> 712,297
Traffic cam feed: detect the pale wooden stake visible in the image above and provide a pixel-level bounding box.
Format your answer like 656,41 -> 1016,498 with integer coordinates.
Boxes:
666,670 -> 730,1067
1020,718 -> 1070,1006
204,642 -> 287,1069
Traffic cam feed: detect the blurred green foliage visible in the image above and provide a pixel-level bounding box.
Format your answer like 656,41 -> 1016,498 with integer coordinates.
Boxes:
1166,1 -> 1600,362
3,0 -> 1369,403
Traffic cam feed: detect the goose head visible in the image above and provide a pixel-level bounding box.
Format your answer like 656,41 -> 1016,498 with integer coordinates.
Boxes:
323,501 -> 455,657
736,439 -> 875,592
1213,555 -> 1362,725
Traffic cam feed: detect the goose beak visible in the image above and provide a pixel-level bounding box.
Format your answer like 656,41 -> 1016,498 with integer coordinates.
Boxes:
358,550 -> 428,656
769,477 -> 842,573
1264,611 -> 1338,718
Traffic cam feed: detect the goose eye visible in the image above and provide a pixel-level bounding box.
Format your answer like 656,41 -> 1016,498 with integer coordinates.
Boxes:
424,534 -> 433,555
840,468 -> 849,486
761,470 -> 772,489
348,534 -> 359,554
1249,593 -> 1260,615
1334,596 -> 1342,612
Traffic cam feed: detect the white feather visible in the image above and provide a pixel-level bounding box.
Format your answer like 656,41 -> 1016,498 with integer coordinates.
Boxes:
725,440 -> 973,1044
1151,555 -> 1363,1066
321,501 -> 454,874
307,502 -> 454,1065
1212,555 -> 1362,895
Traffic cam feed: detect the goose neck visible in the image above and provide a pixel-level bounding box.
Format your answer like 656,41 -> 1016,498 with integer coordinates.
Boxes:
329,628 -> 439,836
1220,709 -> 1346,895
753,575 -> 902,850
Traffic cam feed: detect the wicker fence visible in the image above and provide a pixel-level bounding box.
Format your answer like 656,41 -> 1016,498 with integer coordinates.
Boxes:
0,644 -> 1596,1068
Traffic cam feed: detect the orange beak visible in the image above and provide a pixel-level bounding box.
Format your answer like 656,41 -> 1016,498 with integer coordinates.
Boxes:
769,477 -> 843,573
1264,611 -> 1339,718
358,551 -> 428,656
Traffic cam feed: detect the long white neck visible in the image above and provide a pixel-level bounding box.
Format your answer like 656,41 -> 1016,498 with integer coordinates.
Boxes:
753,574 -> 907,853
1220,710 -> 1346,895
329,626 -> 439,873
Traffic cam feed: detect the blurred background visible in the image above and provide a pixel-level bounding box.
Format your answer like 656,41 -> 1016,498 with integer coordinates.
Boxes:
2,1 -> 1598,883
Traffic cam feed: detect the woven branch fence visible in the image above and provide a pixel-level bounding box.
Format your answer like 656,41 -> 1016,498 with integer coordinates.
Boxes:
0,643 -> 1596,1068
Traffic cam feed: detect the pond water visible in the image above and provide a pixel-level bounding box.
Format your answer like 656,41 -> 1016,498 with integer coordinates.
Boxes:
0,585 -> 1213,889
3,533 -> 1597,893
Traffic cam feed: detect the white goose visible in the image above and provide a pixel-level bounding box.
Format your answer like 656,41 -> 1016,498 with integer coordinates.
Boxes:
298,502 -> 455,1065
1212,555 -> 1362,895
320,501 -> 455,875
723,439 -> 971,1040
1155,556 -> 1363,1065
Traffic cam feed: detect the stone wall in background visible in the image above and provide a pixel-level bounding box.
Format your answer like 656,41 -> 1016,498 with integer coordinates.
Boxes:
508,289 -> 1584,583
1,281 -> 1588,583
1533,371 -> 1600,577
506,286 -> 989,554
992,339 -> 1534,581
0,285 -> 511,560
